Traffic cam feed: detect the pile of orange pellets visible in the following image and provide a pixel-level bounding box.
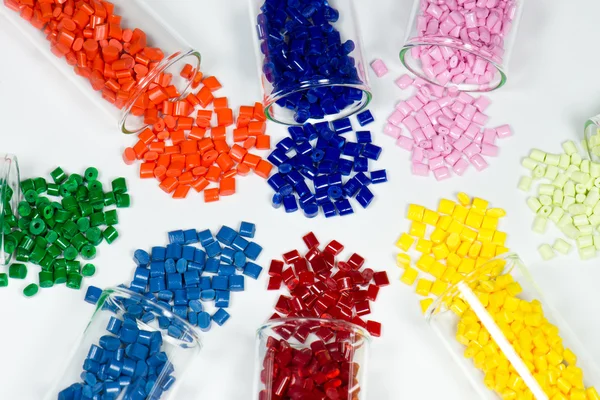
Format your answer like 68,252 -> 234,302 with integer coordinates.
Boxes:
123,66 -> 274,201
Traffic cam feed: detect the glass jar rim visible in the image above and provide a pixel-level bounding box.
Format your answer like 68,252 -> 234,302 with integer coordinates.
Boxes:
400,41 -> 507,92
100,286 -> 202,349
118,49 -> 201,134
258,317 -> 372,342
424,252 -> 522,321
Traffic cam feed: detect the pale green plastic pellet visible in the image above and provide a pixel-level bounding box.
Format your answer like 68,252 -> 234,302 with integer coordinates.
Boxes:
552,174 -> 569,189
539,195 -> 552,206
594,203 -> 600,214
561,223 -> 580,239
588,214 -> 600,226
539,244 -> 555,260
539,206 -> 552,217
553,239 -> 572,255
594,236 -> 600,250
575,194 -> 586,204
549,207 -> 565,223
579,246 -> 596,260
562,141 -> 578,155
545,154 -> 560,166
584,191 -> 600,207
564,181 -> 575,196
590,162 -> 600,178
558,214 -> 573,227
586,206 -> 594,216
538,184 -> 554,196
577,235 -> 594,249
518,176 -> 533,192
579,225 -> 594,235
553,190 -> 564,206
566,165 -> 580,177
522,157 -> 538,170
595,178 -> 600,188
573,214 -> 589,227
569,204 -> 587,215
533,165 -> 546,179
581,160 -> 591,173
527,197 -> 542,212
572,171 -> 590,184
530,149 -> 547,163
558,154 -> 571,170
545,165 -> 559,180
575,184 -> 587,195
571,153 -> 583,167
532,216 -> 547,234
562,196 -> 576,210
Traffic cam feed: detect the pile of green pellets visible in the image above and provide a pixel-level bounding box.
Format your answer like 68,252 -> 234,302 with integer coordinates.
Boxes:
0,167 -> 130,297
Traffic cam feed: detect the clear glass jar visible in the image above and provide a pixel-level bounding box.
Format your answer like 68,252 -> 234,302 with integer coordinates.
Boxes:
584,116 -> 600,162
400,0 -> 525,92
426,253 -> 600,399
0,153 -> 20,266
254,318 -> 371,400
249,0 -> 372,125
1,0 -> 201,134
48,287 -> 201,400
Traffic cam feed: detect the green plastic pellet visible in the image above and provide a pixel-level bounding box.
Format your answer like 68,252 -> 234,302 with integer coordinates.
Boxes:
539,244 -> 555,260
24,189 -> 37,204
17,217 -> 30,231
9,263 -> 27,279
29,246 -> 45,264
18,236 -> 34,252
104,210 -> 118,225
90,212 -> 105,227
86,227 -> 102,246
29,209 -> 41,221
21,179 -> 35,193
50,167 -> 67,184
33,177 -> 47,194
55,236 -> 70,250
61,196 -> 78,211
115,193 -> 130,208
29,218 -> 46,235
46,244 -> 61,258
41,205 -> 54,220
4,213 -> 17,228
103,226 -> 119,244
63,180 -> 78,193
66,273 -> 82,290
111,177 -> 127,194
77,217 -> 90,232
88,189 -> 104,206
59,186 -> 71,197
75,186 -> 88,202
17,201 -> 31,217
54,267 -> 67,284
66,260 -> 81,274
88,181 -> 103,192
34,236 -> 48,249
81,245 -> 96,260
0,273 -> 7,287
23,283 -> 39,297
45,230 -> 58,243
47,183 -> 60,196
80,202 -> 93,217
15,248 -> 29,262
40,256 -> 53,271
84,167 -> 99,182
70,174 -> 83,186
4,237 -> 17,254
71,233 -> 88,251
39,271 -> 53,288
54,209 -> 71,223
54,258 -> 66,268
64,246 -> 78,261
35,196 -> 51,209
104,192 -> 116,206
92,202 -> 104,211
81,263 -> 96,277
63,220 -> 79,237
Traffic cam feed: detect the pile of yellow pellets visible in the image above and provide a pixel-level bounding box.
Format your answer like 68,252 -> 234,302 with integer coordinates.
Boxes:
396,194 -> 599,400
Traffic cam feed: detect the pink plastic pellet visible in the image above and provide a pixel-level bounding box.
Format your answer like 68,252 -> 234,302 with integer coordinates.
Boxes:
433,166 -> 451,181
496,124 -> 513,138
481,143 -> 499,157
384,124 -> 403,139
395,74 -> 414,89
396,136 -> 414,151
388,111 -> 405,127
370,59 -> 389,78
453,158 -> 469,175
429,156 -> 445,170
482,128 -> 497,144
412,162 -> 430,176
470,154 -> 489,171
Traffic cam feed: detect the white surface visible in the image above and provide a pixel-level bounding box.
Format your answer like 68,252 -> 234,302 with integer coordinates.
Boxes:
1,0 -> 600,399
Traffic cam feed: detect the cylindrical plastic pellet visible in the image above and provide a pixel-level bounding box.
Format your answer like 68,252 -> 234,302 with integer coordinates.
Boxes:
49,287 -> 201,398
532,216 -> 547,233
254,318 -> 371,399
249,0 -> 371,125
517,176 -> 532,192
521,157 -> 538,170
400,0 -> 525,92
0,154 -> 21,265
1,1 -> 201,134
553,238 -> 572,254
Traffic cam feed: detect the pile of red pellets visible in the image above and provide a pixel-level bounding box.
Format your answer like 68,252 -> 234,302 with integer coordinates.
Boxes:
122,65 -> 274,200
259,232 -> 388,399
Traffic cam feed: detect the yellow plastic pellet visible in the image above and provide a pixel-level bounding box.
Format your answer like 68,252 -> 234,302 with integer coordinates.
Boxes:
441,267 -> 457,283
570,390 -> 587,400
465,210 -> 484,228
460,227 -> 478,242
496,246 -> 510,256
472,197 -> 490,212
420,298 -> 434,314
400,267 -> 418,285
448,220 -> 465,234
552,391 -> 568,400
564,348 -> 577,366
478,228 -> 495,242
429,261 -> 446,279
450,298 -> 468,315
458,258 -> 476,274
416,254 -> 435,272
468,241 -> 483,258
446,232 -> 461,250
457,192 -> 471,206
557,378 -> 572,394
493,231 -> 508,246
437,215 -> 453,230
423,209 -> 440,225
415,279 -> 433,296
396,253 -> 411,268
431,280 -> 449,296
504,296 -> 520,312
506,282 -> 523,296
407,204 -> 426,221
475,257 -> 490,268
487,207 -> 507,218
432,243 -> 450,260
446,253 -> 462,268
409,221 -> 427,238
586,387 -> 600,400
457,241 -> 471,257
482,216 -> 499,230
438,198 -> 456,215
480,242 -> 497,258
430,228 -> 448,244
416,238 -> 433,254
453,205 -> 469,223
395,233 -> 415,251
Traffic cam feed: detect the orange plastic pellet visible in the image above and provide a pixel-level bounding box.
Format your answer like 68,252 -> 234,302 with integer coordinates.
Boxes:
164,145 -> 180,155
196,86 -> 214,108
191,177 -> 209,192
239,105 -> 254,118
204,188 -> 220,203
122,147 -> 136,165
196,110 -> 212,128
177,117 -> 194,131
219,177 -> 236,196
255,159 -> 273,178
205,165 -> 221,182
216,153 -> 234,172
189,127 -> 206,140
186,154 -> 201,169
166,168 -> 182,178
172,184 -> 191,199
256,135 -> 271,150
159,177 -> 178,193
202,76 -> 222,91
211,126 -> 226,141
213,97 -> 228,109
143,151 -> 159,162
180,63 -> 194,80
233,127 -> 249,142
237,116 -> 251,129
192,167 -> 208,177
198,139 -> 215,154
170,131 -> 185,145
140,162 -> 155,179
154,165 -> 167,181
223,169 -> 237,180
248,121 -> 266,136
237,163 -> 251,176
254,102 -> 266,121
138,128 -> 155,144
133,140 -> 149,159
216,108 -> 233,127
179,171 -> 195,185
157,155 -> 171,168
191,71 -> 204,89
243,154 -> 261,169
164,115 -> 177,130
243,137 -> 257,149
229,145 -> 248,163
180,140 -> 198,155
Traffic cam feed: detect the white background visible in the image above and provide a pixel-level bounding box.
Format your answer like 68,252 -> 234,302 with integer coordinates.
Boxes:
1,0 -> 600,399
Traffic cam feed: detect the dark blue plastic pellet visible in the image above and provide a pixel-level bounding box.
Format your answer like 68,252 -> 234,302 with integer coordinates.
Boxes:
335,199 -> 354,216
332,118 -> 352,134
370,169 -> 387,184
353,156 -> 368,172
272,192 -> 283,209
283,195 -> 298,213
303,203 -> 319,218
356,110 -> 374,126
362,143 -> 382,160
277,137 -> 295,152
211,276 -> 228,291
354,172 -> 372,186
356,130 -> 372,144
356,186 -> 375,208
